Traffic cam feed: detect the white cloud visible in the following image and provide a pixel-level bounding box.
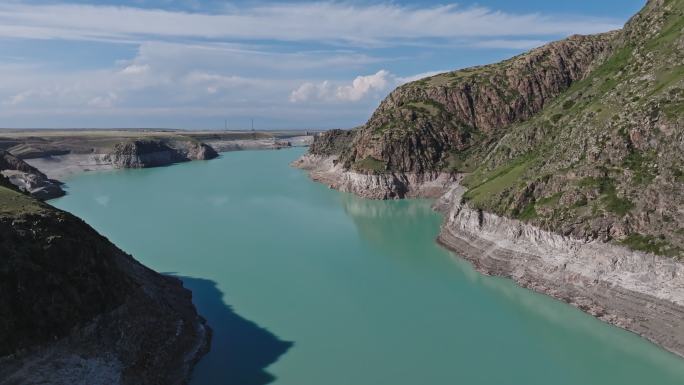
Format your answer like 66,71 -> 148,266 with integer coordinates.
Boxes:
290,69 -> 453,103
290,70 -> 396,103
396,70 -> 448,84
184,72 -> 268,87
130,41 -> 380,75
290,70 -> 392,103
289,82 -> 327,103
5,87 -> 62,107
7,90 -> 34,106
336,70 -> 390,101
472,39 -> 547,49
0,41 -> 338,114
0,2 -> 628,129
88,92 -> 118,108
0,3 -> 621,45
121,64 -> 149,75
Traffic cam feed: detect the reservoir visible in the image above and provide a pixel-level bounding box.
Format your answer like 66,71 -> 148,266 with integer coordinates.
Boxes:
51,148 -> 684,385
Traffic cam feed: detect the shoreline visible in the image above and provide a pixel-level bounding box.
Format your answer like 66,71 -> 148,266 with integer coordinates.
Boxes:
20,148 -> 684,361
291,154 -> 454,199
1,130 -> 313,190
25,140 -> 312,183
293,153 -> 684,358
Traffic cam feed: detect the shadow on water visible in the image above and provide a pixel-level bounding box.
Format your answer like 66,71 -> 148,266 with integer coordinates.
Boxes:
177,276 -> 293,385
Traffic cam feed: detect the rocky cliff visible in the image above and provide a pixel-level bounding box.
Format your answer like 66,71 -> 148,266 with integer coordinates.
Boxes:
0,151 -> 65,200
312,33 -> 617,174
296,0 -> 684,356
457,0 -> 683,255
0,185 -> 210,384
302,30 -> 619,198
435,185 -> 684,357
292,153 -> 454,199
103,139 -> 218,169
301,0 -> 683,257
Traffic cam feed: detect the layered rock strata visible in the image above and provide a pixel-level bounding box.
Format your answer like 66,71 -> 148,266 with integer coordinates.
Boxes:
292,154 -> 454,199
435,186 -> 684,357
102,140 -> 218,169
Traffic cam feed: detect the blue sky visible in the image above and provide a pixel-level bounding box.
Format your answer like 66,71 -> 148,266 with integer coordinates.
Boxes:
0,0 -> 645,130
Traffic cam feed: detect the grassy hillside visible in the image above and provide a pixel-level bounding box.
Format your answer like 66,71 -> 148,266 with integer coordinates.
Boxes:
461,0 -> 683,257
0,182 -> 44,217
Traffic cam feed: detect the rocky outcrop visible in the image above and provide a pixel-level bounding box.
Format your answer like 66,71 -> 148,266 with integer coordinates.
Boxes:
303,0 -> 684,253
103,140 -> 218,169
207,138 -> 293,152
451,0 -> 684,252
314,32 -> 617,173
0,186 -> 210,384
308,129 -> 357,157
296,0 -> 684,358
294,152 -> 684,357
304,0 -> 684,255
3,139 -> 218,198
435,185 -> 684,357
299,130 -> 454,198
292,154 -> 453,199
184,141 -> 219,161
0,151 -> 65,200
0,150 -> 39,173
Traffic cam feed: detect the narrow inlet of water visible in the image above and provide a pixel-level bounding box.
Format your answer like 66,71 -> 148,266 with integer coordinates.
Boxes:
51,148 -> 684,385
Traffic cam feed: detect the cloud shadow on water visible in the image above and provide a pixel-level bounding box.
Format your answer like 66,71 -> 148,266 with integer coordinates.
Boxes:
177,276 -> 293,385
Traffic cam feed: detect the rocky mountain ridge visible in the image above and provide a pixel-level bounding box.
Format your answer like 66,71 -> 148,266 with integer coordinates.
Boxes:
304,0 -> 683,258
321,32 -> 617,174
457,0 -> 683,255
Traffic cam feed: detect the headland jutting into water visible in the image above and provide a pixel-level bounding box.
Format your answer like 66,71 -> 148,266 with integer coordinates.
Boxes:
0,129 -> 313,384
293,0 -> 684,357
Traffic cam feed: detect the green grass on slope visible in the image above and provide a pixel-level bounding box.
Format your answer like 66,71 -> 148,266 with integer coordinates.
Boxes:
405,102 -> 441,116
646,0 -> 684,52
576,176 -> 635,216
445,148 -> 479,173
353,156 -> 388,173
405,100 -> 446,116
621,233 -> 683,258
0,186 -> 44,217
462,155 -> 535,206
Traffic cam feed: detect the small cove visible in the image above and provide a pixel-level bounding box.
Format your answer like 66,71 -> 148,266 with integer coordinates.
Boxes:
51,148 -> 684,385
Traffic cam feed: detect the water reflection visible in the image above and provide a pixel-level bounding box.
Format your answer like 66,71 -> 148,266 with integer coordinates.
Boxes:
339,194 -> 684,378
448,255 -> 684,371
339,193 -> 440,263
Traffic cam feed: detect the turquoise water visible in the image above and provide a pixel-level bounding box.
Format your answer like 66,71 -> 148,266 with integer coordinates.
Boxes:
51,148 -> 684,385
